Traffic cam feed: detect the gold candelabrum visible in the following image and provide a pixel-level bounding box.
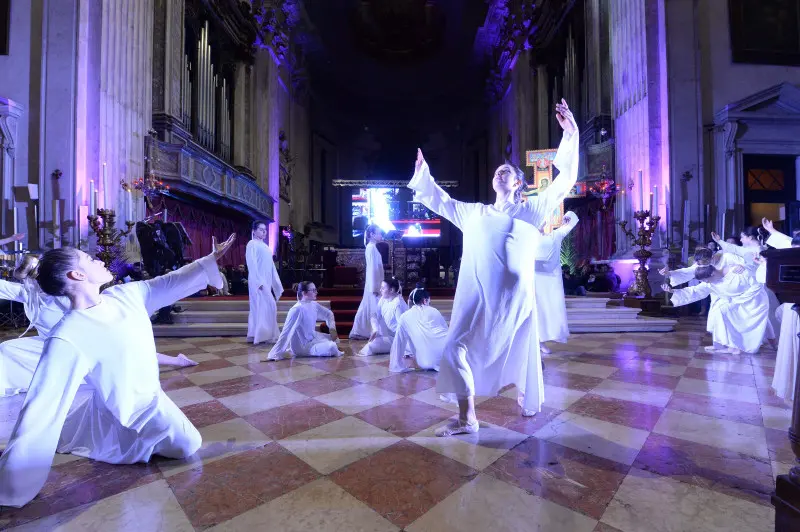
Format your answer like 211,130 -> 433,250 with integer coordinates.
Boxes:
619,210 -> 661,298
88,209 -> 136,268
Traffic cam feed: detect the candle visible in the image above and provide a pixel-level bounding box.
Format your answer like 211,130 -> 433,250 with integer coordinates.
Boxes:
127,189 -> 133,221
649,192 -> 654,215
637,170 -> 644,212
652,186 -> 658,219
721,210 -> 727,239
93,190 -> 100,214
89,180 -> 96,213
53,199 -> 61,249
102,162 -> 107,208
12,205 -> 17,234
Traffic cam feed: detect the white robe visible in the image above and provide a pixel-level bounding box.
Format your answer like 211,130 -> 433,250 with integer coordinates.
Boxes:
766,230 -> 797,401
350,242 -> 384,339
534,212 -> 579,343
670,270 -> 771,353
389,305 -> 448,372
246,239 -> 283,344
0,255 -> 223,508
359,295 -> 408,356
0,280 -> 70,397
408,129 -> 579,413
267,301 -> 340,359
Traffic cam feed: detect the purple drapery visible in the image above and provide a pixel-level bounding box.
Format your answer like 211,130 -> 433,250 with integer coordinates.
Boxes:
146,196 -> 251,266
570,198 -> 616,261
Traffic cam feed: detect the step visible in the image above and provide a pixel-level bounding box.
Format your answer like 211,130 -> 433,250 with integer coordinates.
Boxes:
178,299 -> 331,312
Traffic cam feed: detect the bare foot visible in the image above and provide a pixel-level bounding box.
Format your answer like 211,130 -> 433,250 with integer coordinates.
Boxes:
175,354 -> 199,367
540,343 -> 552,354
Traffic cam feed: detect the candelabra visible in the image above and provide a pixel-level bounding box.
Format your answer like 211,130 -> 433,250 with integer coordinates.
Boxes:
588,165 -> 618,210
88,209 -> 136,268
619,210 -> 661,298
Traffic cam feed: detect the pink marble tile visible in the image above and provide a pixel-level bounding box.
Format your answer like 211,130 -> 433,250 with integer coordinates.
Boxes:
243,398 -> 347,440
283,373 -> 359,397
309,357 -> 371,372
567,394 -> 663,431
543,371 -> 604,392
766,426 -> 795,464
370,372 -> 437,395
159,373 -> 195,392
681,367 -> 756,387
666,392 -> 763,426
607,370 -> 680,390
355,397 -> 454,437
476,396 -> 562,435
758,387 -> 792,409
199,374 -> 277,399
181,400 -> 239,428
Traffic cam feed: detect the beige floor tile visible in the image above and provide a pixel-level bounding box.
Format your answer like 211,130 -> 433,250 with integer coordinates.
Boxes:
675,377 -> 760,404
653,409 -> 768,459
218,384 -> 306,416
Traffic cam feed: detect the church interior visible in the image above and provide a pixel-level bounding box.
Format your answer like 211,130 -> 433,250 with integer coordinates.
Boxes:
1,0 -> 800,530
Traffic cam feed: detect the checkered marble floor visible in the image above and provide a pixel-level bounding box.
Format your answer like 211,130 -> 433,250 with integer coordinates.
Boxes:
0,318 -> 787,531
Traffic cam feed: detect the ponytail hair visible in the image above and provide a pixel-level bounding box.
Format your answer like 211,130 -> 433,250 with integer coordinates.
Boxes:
384,277 -> 402,296
741,226 -> 766,247
296,280 -> 314,301
506,162 -> 526,204
364,224 -> 382,246
408,282 -> 430,307
694,264 -> 716,281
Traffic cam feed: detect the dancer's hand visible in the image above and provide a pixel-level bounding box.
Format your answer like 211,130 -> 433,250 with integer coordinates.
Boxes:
9,233 -> 24,242
555,99 -> 577,135
711,232 -> 722,243
330,330 -> 339,341
661,284 -> 673,293
762,218 -> 775,234
415,148 -> 425,172
212,234 -> 236,260
659,266 -> 670,276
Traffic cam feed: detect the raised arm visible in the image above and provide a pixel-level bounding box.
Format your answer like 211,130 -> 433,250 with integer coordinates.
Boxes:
665,283 -> 713,307
664,264 -> 698,287
408,152 -> 480,231
138,254 -> 223,315
0,279 -> 26,303
552,211 -> 579,239
315,302 -> 337,333
766,231 -> 792,250
0,337 -> 88,507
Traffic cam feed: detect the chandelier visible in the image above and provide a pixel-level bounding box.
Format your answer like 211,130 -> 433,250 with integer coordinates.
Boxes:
131,172 -> 169,199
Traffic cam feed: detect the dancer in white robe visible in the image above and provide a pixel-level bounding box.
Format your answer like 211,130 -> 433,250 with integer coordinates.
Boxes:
0,256 -> 197,397
358,278 -> 408,356
409,100 -> 578,436
534,211 -> 579,352
266,281 -> 343,360
350,224 -> 385,339
246,220 -> 284,344
0,234 -> 235,508
663,263 -> 770,354
761,219 -> 797,401
389,285 -> 447,373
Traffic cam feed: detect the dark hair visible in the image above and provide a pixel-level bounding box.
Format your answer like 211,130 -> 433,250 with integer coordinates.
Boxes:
364,224 -> 382,246
13,254 -> 41,281
741,226 -> 766,246
693,247 -> 714,265
36,248 -> 80,296
296,280 -> 315,300
383,277 -> 401,294
252,220 -> 267,232
505,162 -> 526,203
409,282 -> 430,306
792,236 -> 800,247
694,264 -> 716,281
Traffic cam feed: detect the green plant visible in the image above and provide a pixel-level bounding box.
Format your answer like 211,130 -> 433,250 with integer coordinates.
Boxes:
560,233 -> 577,272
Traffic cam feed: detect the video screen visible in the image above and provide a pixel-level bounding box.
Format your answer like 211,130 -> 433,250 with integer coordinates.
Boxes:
351,187 -> 441,239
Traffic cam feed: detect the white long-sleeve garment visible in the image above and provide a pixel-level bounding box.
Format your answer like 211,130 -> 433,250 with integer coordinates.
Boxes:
0,255 -> 223,508
389,304 -> 448,372
266,301 -> 340,360
0,280 -> 70,396
246,239 -> 284,344
350,242 -> 384,339
408,129 -> 579,413
359,295 -> 408,356
766,230 -> 797,401
670,269 -> 772,353
534,211 -> 579,343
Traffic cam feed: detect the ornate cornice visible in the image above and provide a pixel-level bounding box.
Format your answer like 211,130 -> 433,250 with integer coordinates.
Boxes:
188,0 -> 259,64
332,179 -> 459,189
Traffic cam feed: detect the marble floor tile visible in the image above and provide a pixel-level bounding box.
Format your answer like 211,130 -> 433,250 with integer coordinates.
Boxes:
167,443 -> 320,529
765,426 -> 795,463
772,461 -> 794,480
356,397 -> 454,437
476,396 -> 562,435
4,480 -> 193,532
336,364 -> 392,383
567,394 -> 664,431
370,372 -> 437,395
206,478 -> 399,532
185,365 -> 254,386
411,386 -> 490,413
180,399 -> 239,428
590,379 -> 673,408
675,377 -> 760,404
553,362 -> 619,379
534,412 -> 650,466
159,373 -> 195,392
653,409 -> 769,460
488,437 -> 629,520
279,416 -> 401,474
606,369 -> 680,390
642,346 -> 697,358
224,352 -> 267,366
308,356 -> 371,372
666,391 -> 764,426
244,398 -> 348,440
165,385 -> 215,408
406,473 -> 598,532
330,440 -> 477,528
283,373 -> 360,397
173,357 -> 235,375
688,358 -> 754,374
217,384 -> 307,416
198,373 -> 277,399
157,417 -> 270,477
600,467 -> 774,532
541,385 -> 587,410
260,363 -> 328,384
682,367 -> 757,387
758,386 -> 792,409
633,432 -> 774,506
314,383 -> 402,415
543,371 -> 605,392
761,404 -> 792,431
617,358 -> 687,377
195,342 -> 249,353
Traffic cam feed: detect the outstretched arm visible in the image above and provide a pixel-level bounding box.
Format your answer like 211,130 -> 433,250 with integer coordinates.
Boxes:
0,233 -> 25,247
408,151 -> 479,231
664,282 -> 712,307
0,338 -> 88,507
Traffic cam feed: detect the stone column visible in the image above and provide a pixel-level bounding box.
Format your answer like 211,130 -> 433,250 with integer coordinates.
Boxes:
0,98 -> 23,238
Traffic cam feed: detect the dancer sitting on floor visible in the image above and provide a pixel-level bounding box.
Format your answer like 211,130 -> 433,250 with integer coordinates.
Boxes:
0,255 -> 197,397
0,234 -> 235,508
358,277 -> 408,356
389,283 -> 447,373
409,99 -> 578,436
246,220 -> 284,344
266,281 -> 343,360
662,261 -> 772,354
534,211 -> 579,354
350,224 -> 385,340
